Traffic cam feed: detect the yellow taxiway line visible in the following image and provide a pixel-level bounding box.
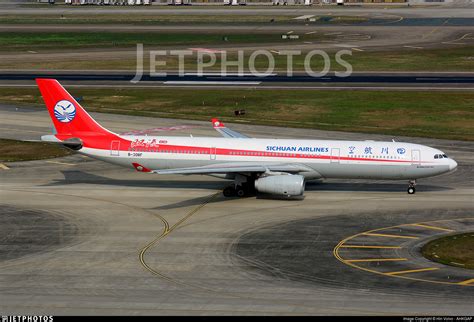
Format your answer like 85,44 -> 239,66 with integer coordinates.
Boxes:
363,233 -> 419,239
386,267 -> 439,276
346,258 -> 407,263
409,223 -> 454,232
339,245 -> 401,249
458,279 -> 474,286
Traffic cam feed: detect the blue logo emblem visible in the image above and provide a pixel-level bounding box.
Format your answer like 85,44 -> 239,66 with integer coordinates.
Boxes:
397,148 -> 406,155
54,100 -> 76,123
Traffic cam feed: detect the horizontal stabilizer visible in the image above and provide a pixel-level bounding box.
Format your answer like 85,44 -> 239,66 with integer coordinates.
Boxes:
211,118 -> 250,139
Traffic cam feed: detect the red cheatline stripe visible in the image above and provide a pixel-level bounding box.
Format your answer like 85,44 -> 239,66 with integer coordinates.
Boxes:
79,138 -> 428,164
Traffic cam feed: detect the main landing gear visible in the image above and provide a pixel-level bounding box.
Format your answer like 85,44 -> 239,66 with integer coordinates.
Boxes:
407,180 -> 416,194
223,183 -> 256,198
222,174 -> 256,198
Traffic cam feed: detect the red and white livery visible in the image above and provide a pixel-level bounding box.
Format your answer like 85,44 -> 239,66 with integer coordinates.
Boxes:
37,79 -> 457,198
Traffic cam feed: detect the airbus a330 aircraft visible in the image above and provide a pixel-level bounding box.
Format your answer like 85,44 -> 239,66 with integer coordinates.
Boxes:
37,79 -> 457,198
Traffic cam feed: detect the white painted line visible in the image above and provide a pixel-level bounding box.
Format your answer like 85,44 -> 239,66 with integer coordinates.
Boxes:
294,15 -> 315,20
287,31 -> 294,34
188,48 -> 224,54
45,160 -> 76,166
403,45 -> 424,49
324,32 -> 342,36
351,48 -> 364,52
334,44 -> 359,48
0,163 -> 10,170
443,33 -> 473,45
184,72 -> 276,76
27,51 -> 37,54
305,31 -> 317,35
164,81 -> 262,85
270,50 -> 280,54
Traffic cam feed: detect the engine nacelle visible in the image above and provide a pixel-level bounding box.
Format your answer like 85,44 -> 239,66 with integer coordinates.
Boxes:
254,174 -> 305,196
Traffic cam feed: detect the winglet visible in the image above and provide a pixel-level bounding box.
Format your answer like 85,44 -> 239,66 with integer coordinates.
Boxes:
211,118 -> 225,128
132,162 -> 152,173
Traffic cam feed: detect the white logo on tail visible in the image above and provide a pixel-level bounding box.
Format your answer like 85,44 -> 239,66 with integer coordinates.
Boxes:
54,100 -> 76,123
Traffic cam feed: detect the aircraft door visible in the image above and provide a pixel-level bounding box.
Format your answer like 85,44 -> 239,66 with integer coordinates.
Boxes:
330,148 -> 340,163
210,147 -> 216,160
411,149 -> 421,165
110,140 -> 120,156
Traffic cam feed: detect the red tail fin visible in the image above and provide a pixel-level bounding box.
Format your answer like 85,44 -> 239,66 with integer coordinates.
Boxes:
36,78 -> 114,139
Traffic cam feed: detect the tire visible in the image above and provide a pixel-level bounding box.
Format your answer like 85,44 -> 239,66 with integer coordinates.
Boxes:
236,188 -> 246,198
407,187 -> 416,194
223,186 -> 235,197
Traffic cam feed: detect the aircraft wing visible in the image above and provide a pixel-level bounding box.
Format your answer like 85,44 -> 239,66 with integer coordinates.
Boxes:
132,162 -> 314,175
211,118 -> 250,139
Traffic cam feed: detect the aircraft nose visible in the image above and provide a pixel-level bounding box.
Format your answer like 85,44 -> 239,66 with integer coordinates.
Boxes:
449,159 -> 458,171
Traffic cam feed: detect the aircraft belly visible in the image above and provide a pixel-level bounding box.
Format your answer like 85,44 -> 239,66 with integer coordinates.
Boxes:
311,163 -> 408,180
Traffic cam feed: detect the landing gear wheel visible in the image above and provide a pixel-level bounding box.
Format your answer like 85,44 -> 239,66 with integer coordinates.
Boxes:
236,187 -> 246,198
223,186 -> 236,197
407,179 -> 416,194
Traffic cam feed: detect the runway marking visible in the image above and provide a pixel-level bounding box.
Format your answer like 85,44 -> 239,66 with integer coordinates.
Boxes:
458,279 -> 474,285
383,15 -> 404,25
139,192 -> 223,294
184,72 -> 276,76
45,160 -> 76,166
386,267 -> 439,276
334,218 -> 474,287
188,48 -> 224,54
346,258 -> 407,263
294,15 -> 315,20
0,163 -> 10,170
363,232 -> 419,239
403,45 -> 423,49
423,18 -> 450,39
334,44 -> 358,48
442,33 -> 473,45
305,31 -> 317,35
409,223 -> 454,232
351,48 -> 364,52
287,31 -> 294,34
164,81 -> 262,85
340,245 -> 401,249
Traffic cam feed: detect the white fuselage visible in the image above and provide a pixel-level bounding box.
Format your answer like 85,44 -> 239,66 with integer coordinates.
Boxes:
79,136 -> 457,180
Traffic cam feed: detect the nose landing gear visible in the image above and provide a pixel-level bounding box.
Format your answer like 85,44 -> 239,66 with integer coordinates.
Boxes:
407,180 -> 416,194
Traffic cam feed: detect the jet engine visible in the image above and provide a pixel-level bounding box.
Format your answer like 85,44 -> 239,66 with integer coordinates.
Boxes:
254,174 -> 305,196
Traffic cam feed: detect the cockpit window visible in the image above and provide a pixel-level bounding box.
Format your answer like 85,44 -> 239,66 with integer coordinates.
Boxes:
443,154 -> 448,158
434,154 -> 439,159
434,154 -> 448,159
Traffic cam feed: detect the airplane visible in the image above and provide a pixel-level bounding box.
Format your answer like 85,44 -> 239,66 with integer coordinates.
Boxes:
37,78 -> 458,198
